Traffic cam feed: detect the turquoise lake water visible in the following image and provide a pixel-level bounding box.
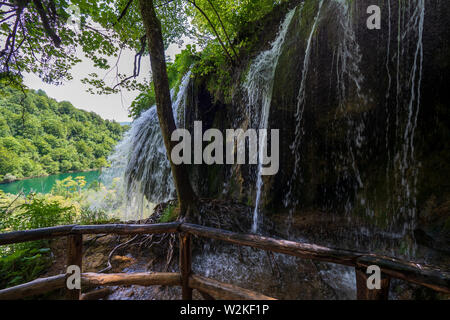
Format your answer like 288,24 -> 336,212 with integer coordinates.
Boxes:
0,171 -> 101,195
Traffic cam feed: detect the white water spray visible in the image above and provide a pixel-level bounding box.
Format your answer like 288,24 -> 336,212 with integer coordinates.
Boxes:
243,7 -> 296,233
284,0 -> 323,212
398,0 -> 424,232
89,71 -> 193,220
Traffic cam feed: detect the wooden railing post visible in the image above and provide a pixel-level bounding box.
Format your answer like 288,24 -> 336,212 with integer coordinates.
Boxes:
355,266 -> 390,300
66,234 -> 83,300
179,233 -> 192,300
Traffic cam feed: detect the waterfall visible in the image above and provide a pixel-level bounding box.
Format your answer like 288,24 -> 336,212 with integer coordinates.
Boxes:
284,0 -> 324,221
395,0 -> 425,233
243,7 -> 296,233
333,0 -> 366,218
90,71 -> 192,220
238,0 -> 427,246
279,0 -> 372,238
89,0 -> 427,249
323,0 -> 425,239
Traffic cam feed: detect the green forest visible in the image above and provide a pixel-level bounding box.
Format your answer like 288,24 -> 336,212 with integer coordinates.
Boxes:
0,86 -> 127,182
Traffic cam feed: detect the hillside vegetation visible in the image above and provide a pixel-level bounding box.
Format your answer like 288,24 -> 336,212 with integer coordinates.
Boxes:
0,85 -> 127,181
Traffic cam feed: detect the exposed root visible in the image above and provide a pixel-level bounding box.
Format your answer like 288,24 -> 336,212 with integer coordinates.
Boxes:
99,235 -> 139,273
164,234 -> 176,272
266,251 -> 282,278
98,198 -> 253,274
84,234 -> 109,248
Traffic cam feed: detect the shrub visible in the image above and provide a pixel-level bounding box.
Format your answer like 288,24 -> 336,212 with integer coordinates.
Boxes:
0,194 -> 76,289
0,245 -> 52,289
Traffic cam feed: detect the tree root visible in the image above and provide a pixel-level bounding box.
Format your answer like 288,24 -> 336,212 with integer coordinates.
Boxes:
98,198 -> 253,274
84,234 -> 108,248
99,235 -> 140,273
266,251 -> 282,279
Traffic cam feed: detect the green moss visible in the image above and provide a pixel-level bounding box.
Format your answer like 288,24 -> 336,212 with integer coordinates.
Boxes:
159,204 -> 178,223
298,0 -> 322,40
246,195 -> 253,207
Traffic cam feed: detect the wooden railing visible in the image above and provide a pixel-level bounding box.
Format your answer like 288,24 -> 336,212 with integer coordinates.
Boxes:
0,222 -> 449,300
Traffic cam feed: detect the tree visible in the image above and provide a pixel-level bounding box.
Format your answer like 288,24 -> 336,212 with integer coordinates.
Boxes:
138,0 -> 197,217
42,119 -> 66,138
93,156 -> 108,169
0,115 -> 11,137
0,146 -> 19,177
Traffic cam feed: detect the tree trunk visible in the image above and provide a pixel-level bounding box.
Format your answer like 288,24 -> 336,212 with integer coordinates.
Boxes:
138,0 -> 197,218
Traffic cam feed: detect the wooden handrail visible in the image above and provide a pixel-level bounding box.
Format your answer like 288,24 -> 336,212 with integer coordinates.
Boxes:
356,255 -> 450,294
180,223 -> 362,266
0,272 -> 274,300
180,223 -> 450,294
81,272 -> 182,287
0,272 -> 180,300
0,222 -> 449,298
0,225 -> 76,245
71,222 -> 181,235
0,274 -> 67,300
0,222 -> 181,245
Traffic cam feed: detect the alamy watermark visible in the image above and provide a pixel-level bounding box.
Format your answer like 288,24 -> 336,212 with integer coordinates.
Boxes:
367,5 -> 381,30
66,265 -> 81,290
66,4 -> 81,33
366,265 -> 382,289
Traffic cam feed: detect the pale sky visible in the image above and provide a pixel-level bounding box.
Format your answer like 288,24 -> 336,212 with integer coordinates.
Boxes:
23,43 -> 186,122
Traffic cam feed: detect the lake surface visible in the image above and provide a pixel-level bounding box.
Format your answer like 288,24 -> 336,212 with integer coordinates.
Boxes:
0,171 -> 101,195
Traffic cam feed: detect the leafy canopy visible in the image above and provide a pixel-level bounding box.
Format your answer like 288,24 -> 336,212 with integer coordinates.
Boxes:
1,0 -> 289,115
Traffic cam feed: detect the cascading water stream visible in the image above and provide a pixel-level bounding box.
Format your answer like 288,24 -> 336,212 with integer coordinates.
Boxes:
90,71 -> 193,220
243,7 -> 296,233
398,0 -> 424,233
333,0 -> 367,216
283,0 -> 324,229
380,0 -> 426,238
281,0 -> 424,244
94,0 -> 442,301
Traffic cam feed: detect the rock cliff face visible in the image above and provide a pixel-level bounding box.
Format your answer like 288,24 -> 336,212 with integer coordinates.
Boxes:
181,0 -> 449,252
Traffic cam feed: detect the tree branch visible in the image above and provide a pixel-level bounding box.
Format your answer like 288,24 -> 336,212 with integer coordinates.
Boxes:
113,0 -> 134,26
112,35 -> 146,89
114,0 -> 176,27
1,9 -> 21,71
32,0 -> 61,47
185,0 -> 234,65
205,0 -> 238,61
0,12 -> 16,24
